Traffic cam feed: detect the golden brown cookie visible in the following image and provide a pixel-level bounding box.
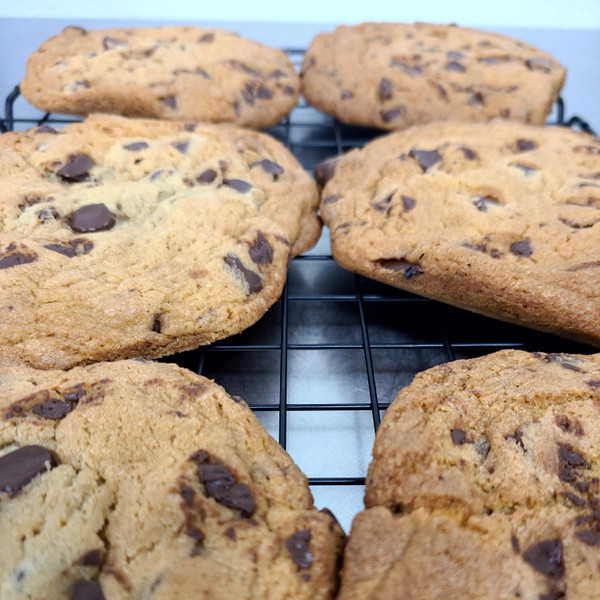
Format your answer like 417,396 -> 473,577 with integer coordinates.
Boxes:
0,359 -> 345,600
301,22 -> 565,130
338,349 -> 600,600
318,120 -> 600,346
21,25 -> 299,129
0,114 -> 320,369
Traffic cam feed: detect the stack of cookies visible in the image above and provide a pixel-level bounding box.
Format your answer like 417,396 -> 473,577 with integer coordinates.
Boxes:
1,19 -> 599,600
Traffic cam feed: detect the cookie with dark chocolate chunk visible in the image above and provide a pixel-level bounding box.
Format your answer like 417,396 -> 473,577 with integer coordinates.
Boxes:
301,22 -> 565,130
20,25 -> 299,129
338,350 -> 600,600
319,120 -> 600,346
0,114 -> 320,369
0,359 -> 345,599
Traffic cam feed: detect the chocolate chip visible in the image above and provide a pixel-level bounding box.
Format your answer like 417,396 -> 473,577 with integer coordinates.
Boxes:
225,527 -> 236,539
172,141 -> 189,154
340,90 -> 354,99
446,60 -> 466,72
447,50 -> 465,60
102,36 -> 127,50
451,429 -> 470,445
123,141 -> 149,151
510,240 -> 532,257
68,204 -> 116,233
250,159 -> 284,180
522,539 -> 564,578
180,485 -> 195,506
71,580 -> 105,600
505,428 -> 526,451
516,139 -> 537,152
511,534 -> 520,553
377,258 -> 422,279
36,125 -> 59,134
576,530 -> 600,546
152,314 -> 162,333
78,549 -> 103,567
286,530 -> 312,569
461,147 -> 478,160
402,196 -> 416,211
0,253 -> 36,270
269,69 -> 287,79
409,148 -> 442,170
187,526 -> 205,556
431,82 -> 448,100
314,157 -> 338,186
241,82 -> 256,105
0,445 -> 55,496
56,154 -> 94,182
561,491 -> 586,506
381,107 -> 405,122
587,380 -> 600,388
389,60 -> 422,76
257,85 -> 273,100
558,444 -> 589,482
526,58 -> 553,73
473,195 -> 502,212
32,400 -> 74,420
469,91 -> 485,105
197,169 -> 217,184
283,86 -> 295,95
160,96 -> 177,109
199,32 -> 214,43
224,255 -> 263,294
249,232 -> 273,265
511,163 -> 538,175
556,415 -> 584,435
222,178 -> 252,193
37,206 -> 60,223
379,78 -> 393,101
44,238 -> 94,258
322,195 -> 340,205
197,462 -> 256,517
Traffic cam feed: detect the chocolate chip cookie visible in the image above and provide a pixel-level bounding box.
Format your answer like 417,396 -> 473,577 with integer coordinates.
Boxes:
20,25 -> 299,129
0,114 -> 320,369
318,120 -> 600,346
301,22 -> 565,130
338,350 -> 600,600
0,359 -> 345,600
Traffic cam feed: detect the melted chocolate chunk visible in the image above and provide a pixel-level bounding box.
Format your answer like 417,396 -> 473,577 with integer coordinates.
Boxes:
286,530 -> 312,569
450,429 -> 470,445
561,491 -> 586,507
102,36 -> 127,50
522,539 -> 564,578
575,529 -> 600,546
461,147 -> 478,160
197,169 -> 217,184
160,96 -> 177,109
314,157 -> 338,186
68,204 -> 116,233
379,78 -> 393,101
377,258 -> 422,279
123,141 -> 149,152
249,232 -> 273,265
224,255 -> 263,294
516,139 -> 537,152
381,107 -> 405,122
32,400 -> 74,420
56,154 -> 94,182
78,549 -> 104,567
409,148 -> 442,171
446,60 -> 466,72
71,580 -> 105,600
250,159 -> 284,180
197,461 -> 256,517
36,125 -> 59,134
558,444 -> 589,482
44,238 -> 94,258
0,445 -> 55,496
222,178 -> 252,193
510,240 -> 532,257
545,354 -> 582,372
187,526 -> 205,556
0,253 -> 36,270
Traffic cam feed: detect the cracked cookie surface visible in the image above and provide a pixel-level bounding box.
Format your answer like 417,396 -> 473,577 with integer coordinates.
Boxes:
318,120 -> 600,346
0,359 -> 345,600
339,350 -> 600,600
21,25 -> 299,129
301,22 -> 565,130
0,114 -> 320,369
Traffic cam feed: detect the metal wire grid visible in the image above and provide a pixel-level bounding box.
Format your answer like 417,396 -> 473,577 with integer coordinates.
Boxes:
2,48 -> 597,528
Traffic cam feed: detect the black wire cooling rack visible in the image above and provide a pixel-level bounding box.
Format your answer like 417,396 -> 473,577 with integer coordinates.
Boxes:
2,48 -> 597,529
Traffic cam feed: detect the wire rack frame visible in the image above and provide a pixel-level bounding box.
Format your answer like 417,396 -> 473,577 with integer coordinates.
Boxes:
1,49 -> 598,507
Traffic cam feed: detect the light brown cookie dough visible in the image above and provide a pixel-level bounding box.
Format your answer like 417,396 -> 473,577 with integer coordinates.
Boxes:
301,22 -> 565,130
318,120 -> 600,346
0,114 -> 320,369
338,350 -> 600,600
0,359 -> 345,600
20,25 -> 299,130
